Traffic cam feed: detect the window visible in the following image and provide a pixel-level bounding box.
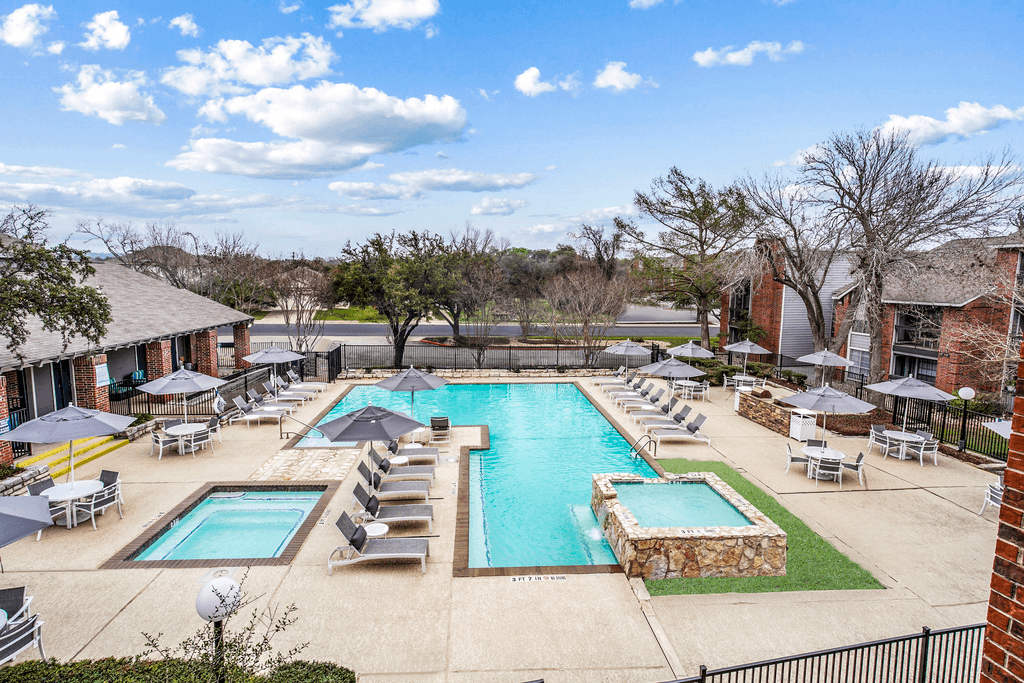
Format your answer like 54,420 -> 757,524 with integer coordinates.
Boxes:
892,355 -> 937,385
894,307 -> 942,349
849,349 -> 870,380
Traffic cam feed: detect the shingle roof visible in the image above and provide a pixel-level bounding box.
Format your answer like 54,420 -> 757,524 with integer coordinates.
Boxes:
1,261 -> 252,371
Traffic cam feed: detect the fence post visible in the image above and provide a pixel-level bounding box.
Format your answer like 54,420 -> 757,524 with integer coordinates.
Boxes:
508,345 -> 512,371
917,626 -> 931,683
556,344 -> 560,369
699,664 -> 707,682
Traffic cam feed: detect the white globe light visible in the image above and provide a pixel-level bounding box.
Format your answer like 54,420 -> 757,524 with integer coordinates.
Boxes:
195,577 -> 241,622
958,387 -> 976,401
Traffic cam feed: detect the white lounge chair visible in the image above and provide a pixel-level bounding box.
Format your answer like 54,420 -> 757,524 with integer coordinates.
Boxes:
229,396 -> 285,427
352,485 -> 433,532
286,370 -> 329,392
328,511 -> 429,574
429,416 -> 451,444
262,381 -> 309,404
591,366 -> 626,385
386,440 -> 440,465
652,414 -> 711,447
631,397 -> 679,424
638,406 -> 692,433
274,376 -> 318,399
246,389 -> 296,414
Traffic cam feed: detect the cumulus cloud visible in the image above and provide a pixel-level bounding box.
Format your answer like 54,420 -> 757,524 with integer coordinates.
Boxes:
327,0 -> 439,32
593,61 -> 646,91
279,1 -> 302,13
79,10 -> 131,51
328,180 -> 423,200
55,65 -> 166,125
558,72 -> 581,95
526,223 -> 558,234
170,82 -> 466,178
0,162 -> 79,177
879,101 -> 1024,146
0,3 -> 55,49
0,176 -> 194,208
514,67 -> 556,97
388,168 -> 536,191
45,40 -> 62,53
161,33 -> 335,97
692,40 -> 803,67
169,14 -> 199,37
471,197 -> 528,215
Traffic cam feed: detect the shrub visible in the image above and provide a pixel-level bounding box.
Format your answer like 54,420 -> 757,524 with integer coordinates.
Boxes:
129,413 -> 154,427
745,362 -> 775,378
629,336 -> 645,343
778,370 -> 808,388
0,463 -> 24,480
556,365 -> 568,373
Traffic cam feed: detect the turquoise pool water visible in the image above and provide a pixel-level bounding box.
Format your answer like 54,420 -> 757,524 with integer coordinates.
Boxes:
613,482 -> 751,528
304,383 -> 657,568
135,491 -> 320,561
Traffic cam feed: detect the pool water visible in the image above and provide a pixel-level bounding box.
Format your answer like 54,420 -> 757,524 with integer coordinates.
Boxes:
305,383 -> 657,568
134,491 -> 320,561
613,482 -> 752,528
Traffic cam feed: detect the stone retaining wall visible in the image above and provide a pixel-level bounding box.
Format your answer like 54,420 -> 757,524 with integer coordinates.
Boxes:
0,464 -> 51,496
591,472 -> 787,580
738,391 -> 793,436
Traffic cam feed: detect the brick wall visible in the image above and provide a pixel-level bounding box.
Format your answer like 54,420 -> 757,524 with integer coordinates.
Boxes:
194,329 -> 219,378
737,391 -> 791,436
0,376 -> 11,466
72,354 -> 109,412
233,323 -> 251,370
982,343 -> 1024,683
146,341 -> 172,403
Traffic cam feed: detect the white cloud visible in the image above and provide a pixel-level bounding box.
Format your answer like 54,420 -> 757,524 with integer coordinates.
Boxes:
169,14 -> 199,38
593,62 -> 641,91
171,82 -> 466,178
45,40 -> 62,54
514,67 -> 556,97
772,144 -> 821,167
558,72 -> 581,94
526,223 -> 558,234
424,23 -> 437,38
327,0 -> 439,32
110,143 -> 125,149
571,205 -> 634,223
693,40 -> 803,67
328,180 -> 423,199
0,162 -> 78,177
55,65 -> 166,126
388,168 -> 536,191
0,3 -> 55,49
435,151 -> 447,159
79,10 -> 131,51
471,197 -> 528,215
545,165 -> 557,171
879,101 -> 1024,146
0,176 -> 194,207
279,1 -> 302,13
629,0 -> 664,7
162,33 -> 335,97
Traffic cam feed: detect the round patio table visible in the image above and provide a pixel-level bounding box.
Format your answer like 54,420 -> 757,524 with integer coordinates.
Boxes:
41,480 -> 103,528
389,456 -> 409,467
801,446 -> 846,481
165,422 -> 206,453
883,430 -> 924,460
363,522 -> 388,539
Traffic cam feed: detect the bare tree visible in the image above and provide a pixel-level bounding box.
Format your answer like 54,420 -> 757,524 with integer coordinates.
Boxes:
543,262 -> 633,359
264,259 -> 333,352
463,257 -> 508,367
800,128 -> 1023,381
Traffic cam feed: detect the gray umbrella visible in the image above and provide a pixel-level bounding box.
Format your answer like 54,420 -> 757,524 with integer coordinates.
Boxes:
666,341 -> 715,359
984,421 -> 1011,439
0,496 -> 53,572
0,405 -> 134,486
375,367 -> 448,420
797,350 -> 855,387
602,341 -> 652,370
781,385 -> 876,440
723,339 -> 772,373
138,367 -> 227,424
318,405 -> 424,444
243,345 -> 306,383
638,358 -> 706,379
864,376 -> 955,432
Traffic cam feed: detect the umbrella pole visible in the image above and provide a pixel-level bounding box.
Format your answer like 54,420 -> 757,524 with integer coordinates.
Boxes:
68,440 -> 75,486
411,391 -> 415,420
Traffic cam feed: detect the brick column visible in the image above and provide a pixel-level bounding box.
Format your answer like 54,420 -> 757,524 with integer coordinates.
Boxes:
233,323 -> 251,370
195,329 -> 219,378
982,343 -> 1024,682
72,354 -> 110,412
0,376 -> 12,466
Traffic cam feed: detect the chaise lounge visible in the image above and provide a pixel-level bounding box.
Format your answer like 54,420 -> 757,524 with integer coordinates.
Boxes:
328,511 -> 429,574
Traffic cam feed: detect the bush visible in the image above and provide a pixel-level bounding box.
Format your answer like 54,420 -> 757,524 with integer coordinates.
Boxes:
129,413 -> 154,427
0,658 -> 357,682
0,463 -> 24,480
628,336 -> 645,343
778,370 -> 808,388
699,363 -> 743,386
266,661 -> 357,683
745,362 -> 775,378
556,365 -> 568,373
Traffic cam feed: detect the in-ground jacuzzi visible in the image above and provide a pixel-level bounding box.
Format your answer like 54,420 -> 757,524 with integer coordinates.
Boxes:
591,472 -> 787,580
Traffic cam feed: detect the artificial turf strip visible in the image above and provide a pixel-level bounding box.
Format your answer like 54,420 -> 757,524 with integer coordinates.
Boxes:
645,459 -> 885,596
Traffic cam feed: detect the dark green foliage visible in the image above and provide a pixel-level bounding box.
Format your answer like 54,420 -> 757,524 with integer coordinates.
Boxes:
0,463 -> 24,479
0,658 -> 356,682
129,413 -> 154,427
744,361 -> 775,378
265,661 -> 357,682
777,369 -> 808,387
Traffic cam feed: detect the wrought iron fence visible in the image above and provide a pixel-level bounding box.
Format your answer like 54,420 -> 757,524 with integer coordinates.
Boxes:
334,342 -> 658,371
883,395 -> 1008,460
663,623 -> 985,683
6,406 -> 30,458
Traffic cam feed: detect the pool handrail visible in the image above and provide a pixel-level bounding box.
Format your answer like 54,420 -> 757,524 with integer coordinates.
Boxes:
279,414 -> 326,441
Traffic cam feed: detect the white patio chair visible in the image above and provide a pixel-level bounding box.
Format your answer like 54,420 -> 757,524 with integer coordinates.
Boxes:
785,443 -> 809,475
26,479 -> 67,538
187,428 -> 214,454
0,613 -> 45,666
74,481 -> 122,530
206,415 -> 223,443
841,452 -> 867,487
810,457 -> 843,489
980,480 -> 1004,515
151,431 -> 178,458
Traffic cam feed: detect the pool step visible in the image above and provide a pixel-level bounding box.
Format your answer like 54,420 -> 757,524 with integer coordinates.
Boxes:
45,437 -> 130,480
18,438 -> 96,467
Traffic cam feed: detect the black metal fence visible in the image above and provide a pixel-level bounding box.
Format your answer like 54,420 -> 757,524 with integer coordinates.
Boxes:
664,624 -> 985,683
6,407 -> 30,458
333,342 -> 658,371
882,395 -> 1009,460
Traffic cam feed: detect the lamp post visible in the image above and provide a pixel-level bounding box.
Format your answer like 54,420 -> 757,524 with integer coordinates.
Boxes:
196,577 -> 241,683
957,387 -> 976,451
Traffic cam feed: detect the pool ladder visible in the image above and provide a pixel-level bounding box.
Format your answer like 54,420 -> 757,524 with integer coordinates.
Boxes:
629,434 -> 656,459
279,414 -> 326,441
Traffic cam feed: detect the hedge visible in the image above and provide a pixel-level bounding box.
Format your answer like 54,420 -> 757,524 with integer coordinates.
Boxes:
0,658 -> 356,683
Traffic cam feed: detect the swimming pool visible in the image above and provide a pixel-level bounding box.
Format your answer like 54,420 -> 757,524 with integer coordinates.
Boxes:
306,382 -> 657,568
134,491 -> 321,562
613,482 -> 751,528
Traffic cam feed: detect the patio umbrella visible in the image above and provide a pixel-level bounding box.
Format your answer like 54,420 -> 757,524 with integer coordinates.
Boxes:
375,367 -> 448,420
722,339 -> 771,374
242,345 -> 306,382
638,357 -> 707,393
864,376 -> 955,432
0,496 -> 53,572
796,350 -> 855,387
780,385 -> 876,440
138,367 -> 227,424
602,341 -> 653,370
318,405 -> 424,445
666,341 -> 715,359
983,420 -> 1011,439
0,405 -> 134,486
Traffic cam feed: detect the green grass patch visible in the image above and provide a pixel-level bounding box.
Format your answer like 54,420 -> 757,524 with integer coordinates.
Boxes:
315,307 -> 387,322
249,310 -> 268,320
646,459 -> 884,596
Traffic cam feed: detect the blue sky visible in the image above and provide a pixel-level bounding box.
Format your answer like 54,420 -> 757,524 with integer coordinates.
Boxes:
0,0 -> 1021,255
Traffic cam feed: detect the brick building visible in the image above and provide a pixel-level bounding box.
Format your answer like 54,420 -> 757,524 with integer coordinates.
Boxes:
0,261 -> 253,465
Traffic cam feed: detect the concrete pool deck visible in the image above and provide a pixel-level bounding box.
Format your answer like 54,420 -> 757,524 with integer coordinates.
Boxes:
0,376 -> 1001,681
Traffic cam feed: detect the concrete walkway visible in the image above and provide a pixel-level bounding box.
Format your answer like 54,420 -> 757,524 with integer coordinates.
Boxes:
0,376 -> 1000,681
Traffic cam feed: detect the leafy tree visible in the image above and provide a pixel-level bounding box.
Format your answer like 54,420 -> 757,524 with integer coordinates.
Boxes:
0,206 -> 111,358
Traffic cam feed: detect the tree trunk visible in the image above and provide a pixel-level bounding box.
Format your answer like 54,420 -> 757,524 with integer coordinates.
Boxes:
697,303 -> 711,349
393,333 -> 408,368
866,271 -> 887,382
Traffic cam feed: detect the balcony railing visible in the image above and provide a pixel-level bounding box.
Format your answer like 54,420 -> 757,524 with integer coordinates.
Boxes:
893,325 -> 940,349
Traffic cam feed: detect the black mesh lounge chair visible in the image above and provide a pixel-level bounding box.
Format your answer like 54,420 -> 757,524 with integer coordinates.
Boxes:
631,397 -> 678,425
618,388 -> 665,412
385,440 -> 440,465
352,484 -> 433,532
0,587 -> 32,624
653,413 -> 711,446
607,380 -> 651,399
598,371 -> 638,394
638,405 -> 692,433
369,449 -> 434,483
603,376 -> 644,396
0,613 -> 45,666
246,389 -> 296,414
357,461 -> 429,501
328,511 -> 429,574
429,417 -> 450,445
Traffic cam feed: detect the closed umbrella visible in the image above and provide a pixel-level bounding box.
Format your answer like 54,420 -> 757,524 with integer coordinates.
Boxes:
138,367 -> 227,424
243,345 -> 306,382
0,496 -> 53,572
864,376 -> 955,432
797,350 -> 855,387
780,385 -> 876,440
602,341 -> 653,370
723,339 -> 771,374
666,341 -> 715,359
0,405 -> 134,487
375,367 -> 448,420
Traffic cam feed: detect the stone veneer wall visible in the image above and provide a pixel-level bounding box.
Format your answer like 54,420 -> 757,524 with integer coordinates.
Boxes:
592,472 -> 787,579
738,391 -> 793,437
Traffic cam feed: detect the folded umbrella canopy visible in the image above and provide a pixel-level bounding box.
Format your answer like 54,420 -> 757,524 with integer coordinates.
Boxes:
138,367 -> 227,424
722,339 -> 772,374
666,341 -> 715,359
0,496 -> 53,572
0,404 -> 134,486
375,367 -> 448,420
864,376 -> 955,432
780,385 -> 876,440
